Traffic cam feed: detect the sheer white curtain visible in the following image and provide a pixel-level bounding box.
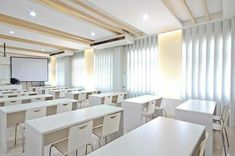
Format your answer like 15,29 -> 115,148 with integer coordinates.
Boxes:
182,18 -> 235,127
94,48 -> 114,92
56,57 -> 65,87
56,56 -> 72,87
72,52 -> 85,88
126,35 -> 158,97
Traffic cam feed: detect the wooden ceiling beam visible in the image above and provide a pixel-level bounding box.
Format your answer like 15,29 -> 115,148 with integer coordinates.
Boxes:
0,13 -> 92,44
179,0 -> 196,24
0,44 -> 50,53
161,0 -> 182,25
70,0 -> 143,36
201,0 -> 210,20
37,0 -> 124,35
0,34 -> 77,51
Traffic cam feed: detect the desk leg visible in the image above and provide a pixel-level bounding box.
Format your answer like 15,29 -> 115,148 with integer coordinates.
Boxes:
0,111 -> 7,152
122,102 -> 142,132
25,123 -> 44,156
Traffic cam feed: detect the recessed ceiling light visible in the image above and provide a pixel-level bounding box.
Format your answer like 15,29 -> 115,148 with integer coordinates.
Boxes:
41,49 -> 45,51
29,11 -> 36,17
142,13 -> 149,21
9,30 -> 14,34
91,32 -> 96,37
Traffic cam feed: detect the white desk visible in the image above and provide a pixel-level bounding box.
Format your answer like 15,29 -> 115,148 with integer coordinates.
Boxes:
175,99 -> 216,156
121,95 -> 162,131
49,88 -> 83,99
66,90 -> 100,100
0,85 -> 22,91
0,98 -> 78,152
88,117 -> 205,156
0,94 -> 53,107
89,92 -> 127,106
0,91 -> 37,98
0,90 -> 26,95
25,105 -> 124,156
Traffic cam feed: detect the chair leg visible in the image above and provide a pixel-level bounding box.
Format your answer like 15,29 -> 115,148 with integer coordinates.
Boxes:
49,145 -> 53,156
76,149 -> 78,156
224,127 -> 230,147
14,123 -> 19,146
145,116 -> 147,123
105,136 -> 108,144
99,138 -> 101,147
163,109 -> 167,117
219,131 -> 227,156
22,130 -> 25,153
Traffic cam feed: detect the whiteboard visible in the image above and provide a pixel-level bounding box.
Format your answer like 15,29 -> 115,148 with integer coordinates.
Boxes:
11,57 -> 48,81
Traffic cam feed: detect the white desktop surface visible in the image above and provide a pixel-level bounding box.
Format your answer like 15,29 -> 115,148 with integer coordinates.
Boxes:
26,105 -> 123,134
88,117 -> 205,156
91,92 -> 126,97
176,99 -> 216,115
0,94 -> 52,102
123,95 -> 161,104
0,98 -> 77,113
68,90 -> 98,94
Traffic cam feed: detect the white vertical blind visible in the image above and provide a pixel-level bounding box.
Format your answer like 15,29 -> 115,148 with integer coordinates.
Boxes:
94,48 -> 114,92
56,57 -> 65,87
72,52 -> 85,88
126,35 -> 158,97
182,18 -> 235,127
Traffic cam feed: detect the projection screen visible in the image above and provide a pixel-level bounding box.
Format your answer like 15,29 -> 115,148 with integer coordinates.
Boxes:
11,57 -> 48,81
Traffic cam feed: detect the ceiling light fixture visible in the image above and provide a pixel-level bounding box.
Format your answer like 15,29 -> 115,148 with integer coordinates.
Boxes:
29,11 -> 36,17
91,32 -> 96,37
41,49 -> 45,51
9,30 -> 14,34
142,13 -> 149,21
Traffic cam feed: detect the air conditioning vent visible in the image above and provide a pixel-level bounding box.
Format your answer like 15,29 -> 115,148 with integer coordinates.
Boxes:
90,34 -> 134,49
49,50 -> 74,57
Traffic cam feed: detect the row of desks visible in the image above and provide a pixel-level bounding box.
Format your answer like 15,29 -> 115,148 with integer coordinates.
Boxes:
0,98 -> 78,151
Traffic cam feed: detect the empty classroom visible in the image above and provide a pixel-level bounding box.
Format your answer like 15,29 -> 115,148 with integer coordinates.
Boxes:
0,0 -> 235,156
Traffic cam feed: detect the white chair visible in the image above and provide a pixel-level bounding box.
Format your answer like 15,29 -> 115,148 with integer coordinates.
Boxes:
15,107 -> 47,152
103,96 -> 113,105
213,105 -> 230,156
5,100 -> 22,106
32,97 -> 45,102
93,112 -> 121,147
199,132 -> 209,156
154,97 -> 167,117
49,121 -> 94,156
78,93 -> 87,108
213,105 -> 229,124
57,103 -> 73,114
113,93 -> 125,107
141,100 -> 156,123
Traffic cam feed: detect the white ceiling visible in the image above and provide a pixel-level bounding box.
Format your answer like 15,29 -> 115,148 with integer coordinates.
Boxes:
84,0 -> 182,34
0,0 -> 232,57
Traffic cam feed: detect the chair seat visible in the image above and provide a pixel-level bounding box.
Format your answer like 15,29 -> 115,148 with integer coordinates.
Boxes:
18,123 -> 25,129
213,123 -> 223,131
213,115 -> 221,121
52,138 -> 68,155
141,110 -> 150,116
93,125 -> 103,138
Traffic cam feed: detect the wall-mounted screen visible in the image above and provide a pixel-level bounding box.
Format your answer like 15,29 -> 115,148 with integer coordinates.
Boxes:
11,57 -> 48,81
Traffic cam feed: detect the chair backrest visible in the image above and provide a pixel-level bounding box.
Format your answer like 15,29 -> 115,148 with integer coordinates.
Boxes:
102,112 -> 121,137
79,93 -> 87,101
222,106 -> 230,127
32,97 -> 45,102
116,94 -> 124,103
147,100 -> 156,115
155,97 -> 163,108
25,107 -> 47,120
5,100 -> 22,106
222,105 -> 230,123
56,103 -> 73,114
68,121 -> 93,153
104,96 -> 112,104
199,132 -> 209,156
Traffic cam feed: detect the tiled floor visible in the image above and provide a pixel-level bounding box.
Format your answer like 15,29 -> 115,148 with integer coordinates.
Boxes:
1,124 -> 235,156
